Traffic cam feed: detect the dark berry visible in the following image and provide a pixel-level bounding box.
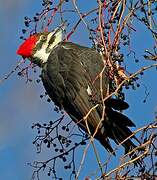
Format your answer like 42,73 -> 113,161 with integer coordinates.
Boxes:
62,157 -> 66,162
22,29 -> 27,34
58,135 -> 62,140
81,141 -> 86,145
36,123 -> 41,128
49,121 -> 53,125
40,95 -> 43,98
47,143 -> 50,148
143,100 -> 146,103
43,139 -> 48,144
64,166 -> 68,169
62,126 -> 66,130
24,16 -> 28,20
17,72 -> 22,76
53,143 -> 56,147
36,79 -> 40,83
52,169 -> 56,173
43,164 -> 46,168
60,149 -> 64,153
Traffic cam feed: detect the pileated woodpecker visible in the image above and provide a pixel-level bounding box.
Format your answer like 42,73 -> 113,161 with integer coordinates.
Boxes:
16,27 -> 138,155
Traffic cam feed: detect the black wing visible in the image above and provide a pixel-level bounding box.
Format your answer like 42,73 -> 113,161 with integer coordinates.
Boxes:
41,42 -> 114,152
41,42 -> 139,155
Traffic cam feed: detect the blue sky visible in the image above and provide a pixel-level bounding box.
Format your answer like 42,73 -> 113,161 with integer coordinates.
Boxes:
0,1 -> 156,180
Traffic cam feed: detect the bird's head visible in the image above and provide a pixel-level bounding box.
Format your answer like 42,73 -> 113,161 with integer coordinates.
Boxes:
16,27 -> 63,66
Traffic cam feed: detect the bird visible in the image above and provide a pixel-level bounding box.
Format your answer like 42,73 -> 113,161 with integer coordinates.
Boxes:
16,26 -> 139,156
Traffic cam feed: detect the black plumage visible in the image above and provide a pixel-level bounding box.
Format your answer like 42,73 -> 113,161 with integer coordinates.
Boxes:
41,42 -> 138,154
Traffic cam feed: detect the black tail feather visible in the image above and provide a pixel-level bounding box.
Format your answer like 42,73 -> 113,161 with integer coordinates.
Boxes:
105,98 -> 129,110
99,107 -> 143,166
105,108 -> 137,154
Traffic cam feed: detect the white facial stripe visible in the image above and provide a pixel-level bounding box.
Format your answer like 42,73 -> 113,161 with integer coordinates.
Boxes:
87,85 -> 92,96
62,45 -> 71,50
33,30 -> 63,63
49,30 -> 63,49
33,33 -> 52,63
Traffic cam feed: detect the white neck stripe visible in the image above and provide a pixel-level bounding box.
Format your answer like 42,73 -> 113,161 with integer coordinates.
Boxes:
33,30 -> 63,63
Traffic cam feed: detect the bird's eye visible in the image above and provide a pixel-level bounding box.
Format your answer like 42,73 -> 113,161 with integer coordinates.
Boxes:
41,35 -> 47,41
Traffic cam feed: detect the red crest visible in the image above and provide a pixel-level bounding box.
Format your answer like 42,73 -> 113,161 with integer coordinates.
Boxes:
16,35 -> 38,58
